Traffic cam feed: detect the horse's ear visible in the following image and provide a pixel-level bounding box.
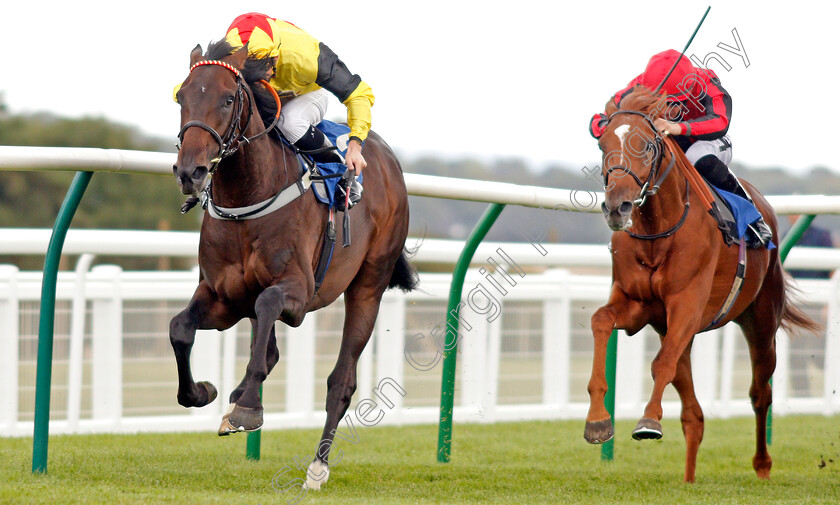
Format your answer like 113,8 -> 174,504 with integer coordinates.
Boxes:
228,44 -> 249,70
653,94 -> 669,120
190,44 -> 203,67
604,96 -> 618,117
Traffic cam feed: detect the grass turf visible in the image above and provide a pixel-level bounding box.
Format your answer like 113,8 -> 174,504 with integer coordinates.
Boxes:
1,415 -> 838,504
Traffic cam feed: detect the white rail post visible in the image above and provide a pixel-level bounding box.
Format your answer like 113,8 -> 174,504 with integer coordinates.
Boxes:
616,328 -> 645,418
461,300 -> 487,415
286,314 -> 316,423
220,324 -> 239,412
67,253 -> 95,432
774,328 -> 790,414
91,265 -> 123,427
191,328 -> 222,417
692,328 -> 720,415
481,309 -> 502,423
719,324 -> 738,418
0,265 -> 20,435
542,270 -> 570,417
825,275 -> 840,414
375,293 -> 406,423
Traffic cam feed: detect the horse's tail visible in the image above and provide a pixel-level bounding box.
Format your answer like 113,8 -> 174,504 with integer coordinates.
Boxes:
389,248 -> 419,292
780,272 -> 822,335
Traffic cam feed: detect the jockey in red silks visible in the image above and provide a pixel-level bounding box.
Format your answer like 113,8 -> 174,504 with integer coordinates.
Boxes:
589,49 -> 772,246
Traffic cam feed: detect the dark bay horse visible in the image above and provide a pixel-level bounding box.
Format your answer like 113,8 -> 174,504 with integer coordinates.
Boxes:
583,86 -> 817,482
171,41 -> 416,489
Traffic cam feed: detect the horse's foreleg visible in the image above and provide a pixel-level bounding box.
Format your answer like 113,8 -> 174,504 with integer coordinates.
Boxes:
307,277 -> 386,490
169,282 -> 233,408
635,295 -> 705,441
585,288 -> 646,444
670,338 -> 704,483
220,284 -> 291,435
228,318 -> 280,405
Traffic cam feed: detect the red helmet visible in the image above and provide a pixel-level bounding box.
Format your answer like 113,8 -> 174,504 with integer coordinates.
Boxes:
640,49 -> 701,101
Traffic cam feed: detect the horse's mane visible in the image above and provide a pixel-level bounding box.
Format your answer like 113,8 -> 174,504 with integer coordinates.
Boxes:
604,85 -> 667,120
205,40 -> 278,128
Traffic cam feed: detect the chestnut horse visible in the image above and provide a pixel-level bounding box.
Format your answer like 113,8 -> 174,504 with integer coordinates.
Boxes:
583,86 -> 816,482
171,41 -> 416,489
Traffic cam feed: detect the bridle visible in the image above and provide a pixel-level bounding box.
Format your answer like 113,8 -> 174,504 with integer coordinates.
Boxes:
603,110 -> 677,207
176,59 -> 282,173
603,109 -> 688,240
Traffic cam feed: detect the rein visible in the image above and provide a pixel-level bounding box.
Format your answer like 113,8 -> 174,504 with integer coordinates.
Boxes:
177,60 -> 282,173
605,109 -> 687,240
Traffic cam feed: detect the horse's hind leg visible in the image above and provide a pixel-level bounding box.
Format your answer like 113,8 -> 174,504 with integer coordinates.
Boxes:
306,265 -> 392,490
170,281 -> 235,408
738,312 -> 777,479
670,338 -> 705,483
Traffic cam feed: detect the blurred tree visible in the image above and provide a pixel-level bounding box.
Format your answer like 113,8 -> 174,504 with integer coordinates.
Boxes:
0,110 -> 198,269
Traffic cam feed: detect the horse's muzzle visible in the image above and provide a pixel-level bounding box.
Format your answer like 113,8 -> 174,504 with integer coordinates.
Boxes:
602,200 -> 634,231
173,164 -> 210,195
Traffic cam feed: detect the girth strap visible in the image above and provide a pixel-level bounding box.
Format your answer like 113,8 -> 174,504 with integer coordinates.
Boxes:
702,236 -> 747,331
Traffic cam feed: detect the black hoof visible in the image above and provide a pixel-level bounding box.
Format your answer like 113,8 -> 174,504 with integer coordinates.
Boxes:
632,417 -> 663,440
584,418 -> 614,444
177,381 -> 218,408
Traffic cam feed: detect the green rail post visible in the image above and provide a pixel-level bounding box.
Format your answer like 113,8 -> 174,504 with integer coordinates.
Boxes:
246,384 -> 263,460
438,203 -> 506,463
770,213 -> 816,446
601,330 -> 618,461
32,171 -> 94,474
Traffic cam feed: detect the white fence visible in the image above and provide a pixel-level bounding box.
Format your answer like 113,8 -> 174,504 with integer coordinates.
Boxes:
2,146 -> 840,438
2,233 -> 839,437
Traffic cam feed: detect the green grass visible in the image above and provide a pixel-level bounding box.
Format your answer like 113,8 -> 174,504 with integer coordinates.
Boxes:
2,416 -> 838,504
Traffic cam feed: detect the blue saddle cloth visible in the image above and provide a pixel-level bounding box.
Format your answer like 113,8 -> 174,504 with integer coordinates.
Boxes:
310,120 -> 363,208
714,187 -> 776,250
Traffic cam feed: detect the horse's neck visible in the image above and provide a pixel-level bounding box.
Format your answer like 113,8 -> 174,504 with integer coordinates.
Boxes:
633,151 -> 688,237
210,114 -> 296,207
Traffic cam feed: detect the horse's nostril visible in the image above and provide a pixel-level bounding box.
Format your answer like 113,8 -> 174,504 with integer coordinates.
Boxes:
619,201 -> 634,215
191,166 -> 208,181
172,165 -> 178,174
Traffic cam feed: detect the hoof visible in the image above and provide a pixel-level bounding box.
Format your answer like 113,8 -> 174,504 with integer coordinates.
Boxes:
305,459 -> 330,490
584,418 -> 614,444
218,403 -> 263,436
632,417 -> 663,440
178,381 -> 218,408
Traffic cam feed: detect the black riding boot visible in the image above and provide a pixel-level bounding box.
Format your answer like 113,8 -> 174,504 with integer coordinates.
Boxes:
694,155 -> 773,247
294,124 -> 345,164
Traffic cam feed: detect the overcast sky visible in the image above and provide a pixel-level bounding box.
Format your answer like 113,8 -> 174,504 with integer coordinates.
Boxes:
3,1 -> 838,174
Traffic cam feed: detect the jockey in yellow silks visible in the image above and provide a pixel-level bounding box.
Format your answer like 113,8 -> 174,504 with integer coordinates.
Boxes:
224,12 -> 373,181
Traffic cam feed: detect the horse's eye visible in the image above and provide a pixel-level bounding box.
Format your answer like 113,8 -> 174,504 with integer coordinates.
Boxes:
224,96 -> 235,106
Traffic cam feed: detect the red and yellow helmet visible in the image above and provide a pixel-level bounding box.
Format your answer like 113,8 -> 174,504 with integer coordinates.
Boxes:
225,12 -> 281,58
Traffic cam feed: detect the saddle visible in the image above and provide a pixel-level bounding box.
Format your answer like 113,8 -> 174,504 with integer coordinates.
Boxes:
703,180 -> 772,250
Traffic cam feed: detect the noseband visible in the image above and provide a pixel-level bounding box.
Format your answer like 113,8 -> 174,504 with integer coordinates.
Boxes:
603,110 -> 676,207
177,60 -> 282,173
